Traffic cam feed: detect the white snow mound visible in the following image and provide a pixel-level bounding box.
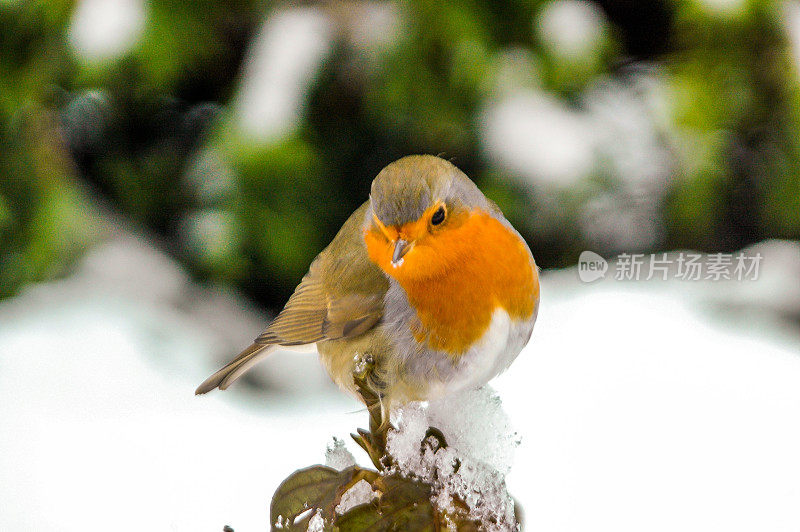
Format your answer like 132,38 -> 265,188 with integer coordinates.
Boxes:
387,387 -> 521,530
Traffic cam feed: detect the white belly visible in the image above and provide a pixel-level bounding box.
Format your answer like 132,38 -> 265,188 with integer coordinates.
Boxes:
423,308 -> 532,400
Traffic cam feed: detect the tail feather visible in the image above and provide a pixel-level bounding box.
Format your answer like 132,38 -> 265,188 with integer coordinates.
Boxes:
195,343 -> 276,395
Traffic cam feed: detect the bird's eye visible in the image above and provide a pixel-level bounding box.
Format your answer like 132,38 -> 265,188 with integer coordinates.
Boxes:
430,205 -> 446,226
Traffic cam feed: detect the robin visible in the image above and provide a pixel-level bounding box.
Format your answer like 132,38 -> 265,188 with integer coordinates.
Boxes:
196,155 -> 539,424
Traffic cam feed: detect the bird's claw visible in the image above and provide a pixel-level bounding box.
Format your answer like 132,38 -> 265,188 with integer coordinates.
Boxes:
351,353 -> 393,470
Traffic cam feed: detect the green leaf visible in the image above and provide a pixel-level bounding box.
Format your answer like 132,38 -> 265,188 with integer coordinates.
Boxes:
270,465 -> 356,531
335,475 -> 437,532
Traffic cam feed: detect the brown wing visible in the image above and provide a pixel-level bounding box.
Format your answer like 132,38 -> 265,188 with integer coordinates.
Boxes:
254,260 -> 383,346
195,202 -> 388,394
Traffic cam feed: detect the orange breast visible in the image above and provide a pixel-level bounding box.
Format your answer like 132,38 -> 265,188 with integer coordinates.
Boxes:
365,210 -> 539,356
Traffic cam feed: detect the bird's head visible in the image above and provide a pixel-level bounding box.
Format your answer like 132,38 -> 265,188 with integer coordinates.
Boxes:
363,155 -> 493,282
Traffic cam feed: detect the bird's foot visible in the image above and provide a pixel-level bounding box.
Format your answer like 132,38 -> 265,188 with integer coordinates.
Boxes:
351,353 -> 393,471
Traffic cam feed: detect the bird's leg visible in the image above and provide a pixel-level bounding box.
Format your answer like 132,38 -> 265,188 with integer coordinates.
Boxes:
350,353 -> 393,471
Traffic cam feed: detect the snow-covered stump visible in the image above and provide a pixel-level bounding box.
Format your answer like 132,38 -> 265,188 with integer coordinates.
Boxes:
269,387 -> 522,531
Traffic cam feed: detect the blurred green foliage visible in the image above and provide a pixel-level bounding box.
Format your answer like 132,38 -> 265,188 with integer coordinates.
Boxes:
1,0 -> 799,309
0,107 -> 102,299
0,1 -> 103,298
665,0 -> 800,251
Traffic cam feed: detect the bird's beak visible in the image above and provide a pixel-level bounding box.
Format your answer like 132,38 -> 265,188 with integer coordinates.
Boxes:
391,239 -> 412,266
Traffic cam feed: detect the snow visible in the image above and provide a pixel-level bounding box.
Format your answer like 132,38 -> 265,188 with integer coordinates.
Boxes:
325,437 -> 356,471
387,388 -> 520,530
391,387 -> 520,476
583,74 -> 671,251
183,148 -> 237,203
496,262 -> 800,532
306,510 -> 324,531
536,0 -> 608,60
583,73 -> 673,190
479,69 -> 673,198
479,90 -> 595,187
1,237 -> 800,531
334,479 -> 376,515
68,0 -> 146,61
233,7 -> 334,142
178,208 -> 241,265
701,240 -> 800,319
337,2 -> 401,55
0,235 -> 358,532
0,306 -> 357,531
783,2 -> 800,76
480,68 -> 675,252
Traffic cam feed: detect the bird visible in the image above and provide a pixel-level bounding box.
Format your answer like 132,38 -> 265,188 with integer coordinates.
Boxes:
195,155 -> 540,419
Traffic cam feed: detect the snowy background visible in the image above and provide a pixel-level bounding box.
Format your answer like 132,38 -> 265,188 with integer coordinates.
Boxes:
4,1 -> 800,530
2,233 -> 799,531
